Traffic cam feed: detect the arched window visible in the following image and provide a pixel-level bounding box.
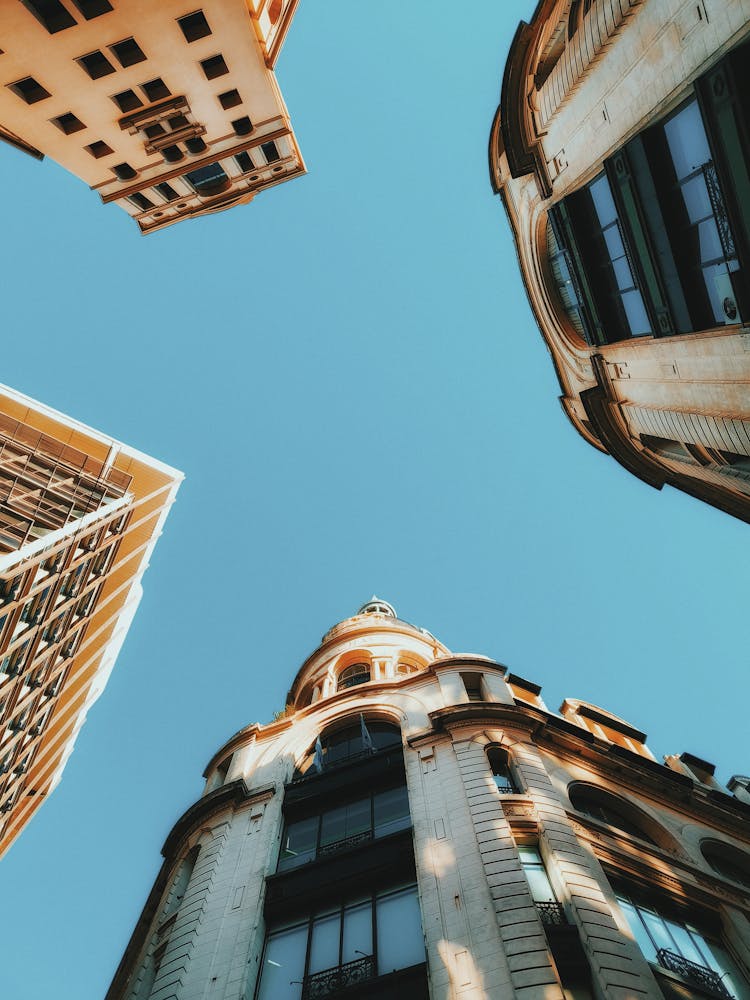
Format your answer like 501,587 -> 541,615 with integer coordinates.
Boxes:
568,786 -> 657,844
297,719 -> 401,775
185,162 -> 230,197
701,842 -> 750,889
337,662 -> 370,691
487,748 -> 518,794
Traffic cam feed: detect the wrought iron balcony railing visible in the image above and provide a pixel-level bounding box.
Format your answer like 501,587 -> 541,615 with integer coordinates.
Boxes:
317,829 -> 373,858
493,782 -> 515,794
657,949 -> 732,998
536,901 -> 567,926
301,955 -> 376,1000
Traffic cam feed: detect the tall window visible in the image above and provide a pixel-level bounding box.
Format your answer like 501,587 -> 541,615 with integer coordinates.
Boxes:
519,846 -> 565,926
256,885 -> 425,1000
568,787 -> 656,844
615,891 -> 748,999
337,662 -> 370,691
278,784 -> 411,870
297,721 -> 401,775
487,748 -> 518,794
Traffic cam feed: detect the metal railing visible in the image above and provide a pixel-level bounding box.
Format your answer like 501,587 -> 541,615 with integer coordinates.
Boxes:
657,949 -> 732,998
702,162 -> 735,260
536,901 -> 567,927
317,829 -> 373,858
301,955 -> 376,1000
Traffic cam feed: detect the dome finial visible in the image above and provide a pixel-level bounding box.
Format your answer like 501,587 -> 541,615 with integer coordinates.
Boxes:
358,596 -> 397,618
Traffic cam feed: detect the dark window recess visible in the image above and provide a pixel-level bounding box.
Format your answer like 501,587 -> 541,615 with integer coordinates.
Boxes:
78,50 -> 115,79
20,0 -> 76,34
231,116 -> 253,136
569,789 -> 656,843
112,90 -> 143,113
154,182 -> 179,202
261,140 -> 280,163
218,89 -> 241,110
296,721 -> 401,777
200,54 -> 228,80
460,672 -> 483,702
110,37 -> 146,68
235,151 -> 253,172
86,140 -> 112,158
168,114 -> 189,131
177,10 -> 211,42
8,77 -> 51,104
70,0 -> 112,17
185,137 -> 207,155
113,162 -> 137,181
487,748 -> 518,793
184,162 -> 229,195
161,145 -> 184,164
129,192 -> 154,212
140,78 -> 170,103
53,112 -> 85,135
143,123 -> 166,139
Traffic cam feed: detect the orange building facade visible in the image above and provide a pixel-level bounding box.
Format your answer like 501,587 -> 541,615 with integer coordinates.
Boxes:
0,0 -> 304,232
0,384 -> 181,856
491,0 -> 750,522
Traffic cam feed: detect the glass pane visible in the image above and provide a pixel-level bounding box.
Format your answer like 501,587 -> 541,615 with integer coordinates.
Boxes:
376,887 -> 424,974
698,219 -> 723,264
279,816 -> 318,870
664,100 -> 711,180
309,912 -> 341,974
617,897 -> 658,963
681,174 -> 712,223
603,224 -> 626,262
320,805 -> 348,847
612,256 -> 634,292
517,846 -> 541,865
641,908 -> 674,955
345,798 -> 372,838
342,901 -> 372,964
374,786 -> 410,838
666,919 -> 706,965
704,940 -> 750,1000
590,175 -> 617,226
621,289 -> 652,336
257,924 -> 307,1000
525,867 -> 556,903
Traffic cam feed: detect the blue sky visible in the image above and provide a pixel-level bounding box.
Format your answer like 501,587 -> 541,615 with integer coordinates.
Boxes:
0,3 -> 747,997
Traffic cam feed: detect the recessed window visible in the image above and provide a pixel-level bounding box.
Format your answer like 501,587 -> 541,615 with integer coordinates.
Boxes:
261,140 -> 280,163
143,123 -> 166,139
20,0 -> 76,33
460,672 -> 483,702
112,162 -> 137,181
701,843 -> 750,889
337,662 -> 370,690
140,78 -> 170,103
161,145 -> 184,164
86,140 -> 112,158
78,50 -> 116,80
53,112 -> 85,135
177,10 -> 211,42
231,116 -> 253,136
8,77 -> 51,104
487,748 -> 518,794
184,162 -> 230,196
70,0 -> 112,17
185,137 -> 207,155
154,182 -> 179,202
112,90 -> 143,113
235,151 -> 253,173
110,37 -> 146,68
168,114 -> 189,131
128,192 -> 154,212
569,786 -> 656,843
200,54 -> 228,80
218,89 -> 241,110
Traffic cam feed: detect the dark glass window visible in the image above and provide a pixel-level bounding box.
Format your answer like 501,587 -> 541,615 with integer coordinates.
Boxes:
154,182 -> 179,202
110,37 -> 146,68
219,89 -> 242,110
128,193 -> 154,212
231,116 -> 253,136
337,662 -> 370,690
20,0 -> 76,33
256,885 -> 425,1000
185,137 -> 207,155
113,163 -> 137,181
178,11 -> 211,42
200,55 -> 228,80
519,846 -> 557,903
53,112 -> 85,135
140,78 -> 170,103
8,77 -> 50,104
261,140 -> 280,163
162,145 -> 184,164
487,748 -> 518,793
169,114 -> 189,131
702,845 -> 750,888
143,123 -> 166,139
569,788 -> 655,843
235,151 -> 254,173
297,721 -> 401,776
78,50 -> 115,79
70,0 -> 112,17
184,162 -> 229,195
461,672 -> 483,701
86,140 -> 112,158
112,90 -> 143,113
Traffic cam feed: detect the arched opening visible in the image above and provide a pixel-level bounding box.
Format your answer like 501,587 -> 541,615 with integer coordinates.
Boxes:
486,747 -> 518,794
337,661 -> 370,691
296,718 -> 401,776
185,162 -> 231,197
568,784 -> 662,846
701,841 -> 750,889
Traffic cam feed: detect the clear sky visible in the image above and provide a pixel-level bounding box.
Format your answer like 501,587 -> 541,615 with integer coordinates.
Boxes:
0,3 -> 747,998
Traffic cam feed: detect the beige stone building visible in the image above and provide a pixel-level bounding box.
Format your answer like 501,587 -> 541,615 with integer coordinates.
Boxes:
108,600 -> 750,1000
0,383 -> 181,857
491,0 -> 750,522
0,0 -> 304,233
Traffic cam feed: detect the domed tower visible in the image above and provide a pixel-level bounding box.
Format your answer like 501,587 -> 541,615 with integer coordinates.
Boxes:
107,603 -> 750,1000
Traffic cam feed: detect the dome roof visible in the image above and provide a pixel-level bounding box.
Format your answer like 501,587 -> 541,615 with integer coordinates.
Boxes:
357,596 -> 397,618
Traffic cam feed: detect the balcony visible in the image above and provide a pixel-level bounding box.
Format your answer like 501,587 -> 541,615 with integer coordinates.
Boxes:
302,960 -> 428,1000
657,949 -> 732,999
302,955 -> 375,1000
536,901 -> 566,927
